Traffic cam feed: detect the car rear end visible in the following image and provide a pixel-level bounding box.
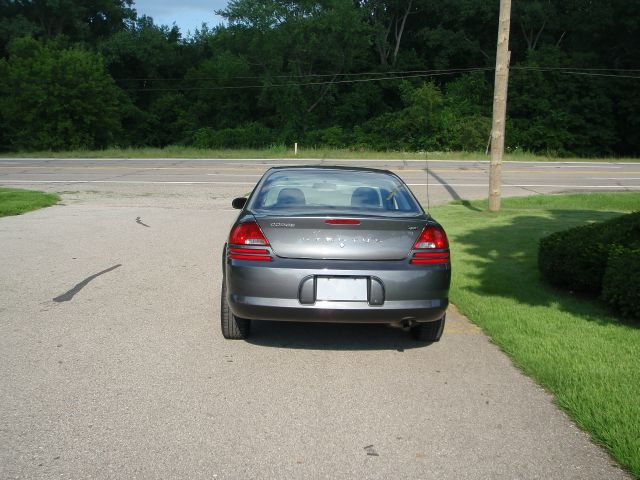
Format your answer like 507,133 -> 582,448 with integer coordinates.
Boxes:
226,216 -> 449,324
222,167 -> 451,338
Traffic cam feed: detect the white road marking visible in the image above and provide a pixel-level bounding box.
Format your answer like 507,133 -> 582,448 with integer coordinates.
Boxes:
549,165 -> 622,169
2,157 -> 640,165
206,173 -> 263,177
2,179 -> 639,188
0,180 -> 256,185
408,183 -> 640,188
218,162 -> 286,167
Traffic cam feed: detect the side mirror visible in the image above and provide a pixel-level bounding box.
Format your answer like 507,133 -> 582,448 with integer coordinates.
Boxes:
232,197 -> 247,209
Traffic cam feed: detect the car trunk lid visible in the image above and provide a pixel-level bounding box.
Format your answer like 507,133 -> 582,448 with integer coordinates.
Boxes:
255,216 -> 425,260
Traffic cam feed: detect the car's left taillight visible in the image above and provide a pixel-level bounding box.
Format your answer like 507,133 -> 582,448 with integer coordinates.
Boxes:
228,221 -> 272,261
410,225 -> 450,265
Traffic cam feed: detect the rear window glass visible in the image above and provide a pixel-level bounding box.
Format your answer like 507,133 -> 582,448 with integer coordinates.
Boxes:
249,169 -> 422,216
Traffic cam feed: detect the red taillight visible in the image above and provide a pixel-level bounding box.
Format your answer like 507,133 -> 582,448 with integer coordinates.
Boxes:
413,226 -> 449,250
228,253 -> 272,261
228,247 -> 271,261
411,252 -> 450,264
229,221 -> 269,246
228,247 -> 269,254
411,226 -> 449,265
228,222 -> 271,261
325,219 -> 361,225
413,252 -> 450,258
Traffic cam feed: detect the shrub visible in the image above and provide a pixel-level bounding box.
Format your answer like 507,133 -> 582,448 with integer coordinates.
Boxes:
538,212 -> 640,293
538,222 -> 607,293
438,112 -> 491,152
304,126 -> 349,148
191,123 -> 273,149
601,247 -> 640,321
352,81 -> 446,151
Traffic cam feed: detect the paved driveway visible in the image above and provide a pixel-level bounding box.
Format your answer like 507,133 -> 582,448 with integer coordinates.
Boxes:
0,193 -> 629,479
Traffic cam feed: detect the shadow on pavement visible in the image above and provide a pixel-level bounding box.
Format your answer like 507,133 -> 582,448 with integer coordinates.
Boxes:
246,321 -> 430,350
427,168 -> 482,212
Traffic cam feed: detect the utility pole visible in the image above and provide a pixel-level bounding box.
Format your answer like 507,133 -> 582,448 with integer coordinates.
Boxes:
488,0 -> 512,212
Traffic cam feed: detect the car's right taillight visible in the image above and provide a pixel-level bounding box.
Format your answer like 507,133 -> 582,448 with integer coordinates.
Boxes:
410,225 -> 450,265
228,221 -> 272,261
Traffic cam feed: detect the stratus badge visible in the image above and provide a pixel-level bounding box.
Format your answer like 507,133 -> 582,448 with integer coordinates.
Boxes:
270,222 -> 295,228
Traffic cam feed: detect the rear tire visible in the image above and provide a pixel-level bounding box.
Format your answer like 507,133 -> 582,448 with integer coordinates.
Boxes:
220,281 -> 251,339
410,314 -> 445,342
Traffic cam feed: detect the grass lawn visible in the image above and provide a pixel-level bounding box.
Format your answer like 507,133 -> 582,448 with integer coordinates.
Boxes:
430,192 -> 640,478
0,187 -> 59,217
1,146 -> 638,162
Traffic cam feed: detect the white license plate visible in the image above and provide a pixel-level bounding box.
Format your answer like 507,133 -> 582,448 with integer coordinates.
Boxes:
316,277 -> 367,301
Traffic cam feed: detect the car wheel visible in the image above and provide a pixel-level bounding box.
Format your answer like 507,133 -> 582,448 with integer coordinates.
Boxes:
220,281 -> 251,339
410,314 -> 445,342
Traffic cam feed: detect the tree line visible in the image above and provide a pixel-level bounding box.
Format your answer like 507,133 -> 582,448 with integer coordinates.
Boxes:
0,0 -> 638,156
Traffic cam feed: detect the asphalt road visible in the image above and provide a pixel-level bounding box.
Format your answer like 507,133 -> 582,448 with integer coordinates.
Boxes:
0,158 -> 634,479
0,157 -> 639,208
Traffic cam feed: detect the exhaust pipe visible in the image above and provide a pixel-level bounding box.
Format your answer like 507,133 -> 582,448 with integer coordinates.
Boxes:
390,317 -> 417,330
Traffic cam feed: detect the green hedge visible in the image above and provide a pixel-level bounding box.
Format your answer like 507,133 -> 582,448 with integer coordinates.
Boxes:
538,212 -> 640,293
538,212 -> 640,321
602,247 -> 640,320
192,123 -> 274,149
538,222 -> 606,293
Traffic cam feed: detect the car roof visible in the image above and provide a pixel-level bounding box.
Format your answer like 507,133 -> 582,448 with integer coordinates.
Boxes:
264,165 -> 396,176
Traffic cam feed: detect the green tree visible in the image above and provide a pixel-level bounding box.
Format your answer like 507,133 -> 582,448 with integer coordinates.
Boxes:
438,72 -> 492,151
99,16 -> 183,94
355,81 -> 445,150
507,46 -> 618,156
219,0 -> 371,135
356,0 -> 415,67
184,51 -> 255,130
0,0 -> 135,55
98,16 -> 186,144
0,37 -> 124,150
0,0 -> 638,155
410,0 -> 498,69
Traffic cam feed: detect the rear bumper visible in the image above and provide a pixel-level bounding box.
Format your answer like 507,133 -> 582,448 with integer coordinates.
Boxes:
225,255 -> 450,324
229,297 -> 447,323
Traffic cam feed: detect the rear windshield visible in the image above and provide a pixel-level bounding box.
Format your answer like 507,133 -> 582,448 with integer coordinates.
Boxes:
249,169 -> 423,216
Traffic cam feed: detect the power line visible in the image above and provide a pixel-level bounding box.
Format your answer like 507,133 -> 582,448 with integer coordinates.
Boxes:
114,66 -> 640,83
559,71 -> 640,79
511,67 -> 640,79
113,66 -> 495,82
122,68 -> 495,91
116,66 -> 640,92
512,66 -> 640,72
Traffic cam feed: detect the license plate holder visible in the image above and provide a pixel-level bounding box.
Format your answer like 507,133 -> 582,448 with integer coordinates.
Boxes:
316,277 -> 368,302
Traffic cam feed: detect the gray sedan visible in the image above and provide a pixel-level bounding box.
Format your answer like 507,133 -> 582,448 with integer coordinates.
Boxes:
221,166 -> 450,341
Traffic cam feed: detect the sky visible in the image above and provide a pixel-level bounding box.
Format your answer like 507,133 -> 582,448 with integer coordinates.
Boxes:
133,0 -> 228,35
